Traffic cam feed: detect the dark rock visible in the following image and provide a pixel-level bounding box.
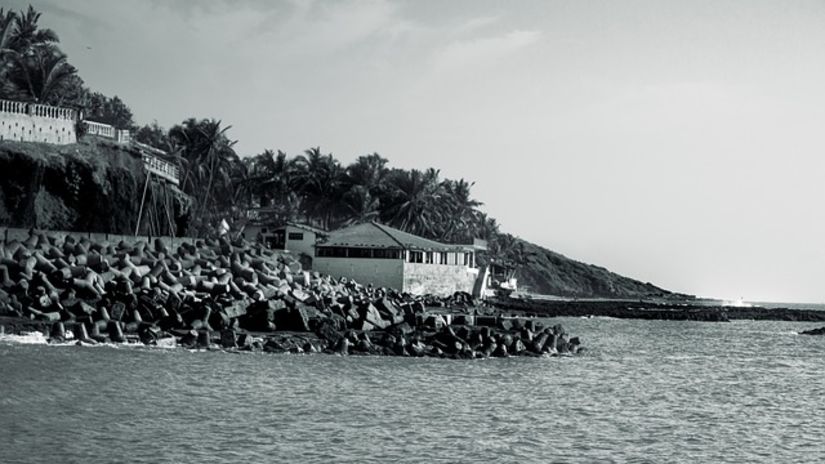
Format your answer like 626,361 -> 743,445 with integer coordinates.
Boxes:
73,322 -> 90,341
196,330 -> 211,348
220,329 -> 237,348
110,302 -> 127,321
107,320 -> 125,343
334,337 -> 351,355
315,318 -> 344,346
452,315 -> 475,326
50,321 -> 66,341
800,326 -> 825,335
138,324 -> 161,345
498,318 -> 513,331
423,314 -> 446,330
476,316 -> 497,327
221,300 -> 248,319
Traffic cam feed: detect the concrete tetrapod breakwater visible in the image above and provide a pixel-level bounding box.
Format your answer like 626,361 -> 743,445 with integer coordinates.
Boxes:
0,230 -> 583,358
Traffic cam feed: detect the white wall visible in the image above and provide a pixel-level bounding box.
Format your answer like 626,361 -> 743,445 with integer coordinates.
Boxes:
0,112 -> 76,145
313,257 -> 404,289
284,225 -> 316,258
403,262 -> 480,296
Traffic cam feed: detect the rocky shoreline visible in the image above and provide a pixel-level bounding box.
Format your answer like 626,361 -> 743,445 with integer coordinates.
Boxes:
0,230 -> 583,358
492,297 -> 825,322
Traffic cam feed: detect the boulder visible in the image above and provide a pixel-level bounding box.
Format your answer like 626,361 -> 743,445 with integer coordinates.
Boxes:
497,318 -> 514,331
196,330 -> 211,348
314,318 -> 345,346
221,300 -> 249,319
800,326 -> 825,335
50,321 -> 66,341
476,316 -> 497,327
107,320 -> 125,343
220,329 -> 237,348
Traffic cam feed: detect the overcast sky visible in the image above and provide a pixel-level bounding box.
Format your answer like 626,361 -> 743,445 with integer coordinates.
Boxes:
15,0 -> 825,302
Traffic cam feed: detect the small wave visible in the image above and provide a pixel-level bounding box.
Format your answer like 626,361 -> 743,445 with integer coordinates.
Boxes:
0,331 -> 49,345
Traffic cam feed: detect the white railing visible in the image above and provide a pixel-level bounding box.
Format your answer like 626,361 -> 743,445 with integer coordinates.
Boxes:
84,120 -> 116,138
0,99 -> 78,120
116,129 -> 131,144
30,103 -> 77,120
0,99 -> 28,114
143,154 -> 180,185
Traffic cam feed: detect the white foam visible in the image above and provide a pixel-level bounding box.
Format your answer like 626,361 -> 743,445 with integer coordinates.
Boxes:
0,331 -> 49,345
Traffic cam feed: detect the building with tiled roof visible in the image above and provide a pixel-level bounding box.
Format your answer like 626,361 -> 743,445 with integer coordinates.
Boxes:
313,222 -> 482,296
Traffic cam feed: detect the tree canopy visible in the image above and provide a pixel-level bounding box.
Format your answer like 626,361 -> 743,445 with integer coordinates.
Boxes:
0,5 -> 526,268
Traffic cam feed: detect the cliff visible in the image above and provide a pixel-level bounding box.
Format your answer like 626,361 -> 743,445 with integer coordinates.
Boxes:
511,238 -> 683,299
0,137 -> 190,235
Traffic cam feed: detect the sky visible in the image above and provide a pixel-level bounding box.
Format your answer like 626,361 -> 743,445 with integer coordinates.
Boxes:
12,0 -> 825,303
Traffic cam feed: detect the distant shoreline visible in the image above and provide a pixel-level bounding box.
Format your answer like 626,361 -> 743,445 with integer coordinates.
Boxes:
492,295 -> 825,322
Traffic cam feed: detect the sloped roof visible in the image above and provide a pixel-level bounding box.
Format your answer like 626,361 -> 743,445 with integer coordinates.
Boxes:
285,222 -> 327,235
317,221 -> 467,251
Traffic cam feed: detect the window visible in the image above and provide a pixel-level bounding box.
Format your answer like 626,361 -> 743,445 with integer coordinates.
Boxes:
317,247 -> 348,257
373,249 -> 402,259
349,248 -> 373,258
425,252 -> 433,264
288,232 -> 304,241
463,253 -> 471,266
409,251 -> 423,263
317,247 -> 401,259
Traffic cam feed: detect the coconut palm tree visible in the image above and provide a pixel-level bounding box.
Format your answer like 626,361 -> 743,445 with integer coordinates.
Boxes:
4,44 -> 78,104
380,167 -> 445,237
0,6 -> 68,103
0,9 -> 17,60
169,118 -> 242,235
438,178 -> 483,242
9,5 -> 58,51
345,152 -> 388,194
341,185 -> 380,225
290,147 -> 346,229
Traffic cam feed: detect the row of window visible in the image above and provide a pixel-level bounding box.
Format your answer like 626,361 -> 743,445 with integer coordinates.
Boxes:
408,251 -> 474,266
315,247 -> 474,266
316,247 -> 402,259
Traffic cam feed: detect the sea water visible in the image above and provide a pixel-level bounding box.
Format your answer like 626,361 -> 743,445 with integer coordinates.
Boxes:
2,317 -> 824,463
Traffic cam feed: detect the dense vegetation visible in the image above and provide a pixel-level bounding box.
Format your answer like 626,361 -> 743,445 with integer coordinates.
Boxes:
0,138 -> 189,234
0,6 -> 135,128
0,5 -> 675,298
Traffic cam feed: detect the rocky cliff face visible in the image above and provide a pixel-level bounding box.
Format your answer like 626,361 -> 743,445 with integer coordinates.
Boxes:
0,137 -> 190,235
512,239 -> 680,298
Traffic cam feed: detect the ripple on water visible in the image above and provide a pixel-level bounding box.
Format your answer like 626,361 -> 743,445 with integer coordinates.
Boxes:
2,318 -> 825,463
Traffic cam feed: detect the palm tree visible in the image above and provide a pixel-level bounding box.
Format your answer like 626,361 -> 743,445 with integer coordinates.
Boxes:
9,6 -> 58,51
341,185 -> 380,225
4,44 -> 78,104
0,6 -> 67,103
439,178 -> 483,242
169,118 -> 242,235
475,212 -> 500,241
379,168 -> 445,237
290,147 -> 346,229
0,9 -> 17,60
345,153 -> 388,194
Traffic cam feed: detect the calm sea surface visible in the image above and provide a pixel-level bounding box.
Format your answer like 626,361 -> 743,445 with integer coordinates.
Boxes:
2,317 -> 825,463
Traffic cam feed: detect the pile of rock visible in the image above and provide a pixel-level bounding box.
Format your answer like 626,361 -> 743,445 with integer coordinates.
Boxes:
0,229 -> 583,357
